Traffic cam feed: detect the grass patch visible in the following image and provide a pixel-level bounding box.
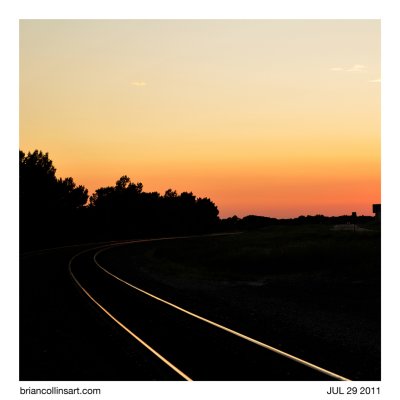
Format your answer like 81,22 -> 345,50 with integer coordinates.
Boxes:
99,223 -> 381,380
119,224 -> 380,284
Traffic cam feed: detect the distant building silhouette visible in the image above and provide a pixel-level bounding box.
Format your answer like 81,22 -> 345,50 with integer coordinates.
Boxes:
372,204 -> 381,222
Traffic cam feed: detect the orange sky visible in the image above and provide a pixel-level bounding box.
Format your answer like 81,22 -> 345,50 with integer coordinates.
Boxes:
20,20 -> 380,218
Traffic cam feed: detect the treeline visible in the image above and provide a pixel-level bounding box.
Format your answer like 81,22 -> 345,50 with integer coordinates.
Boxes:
20,149 -> 376,250
20,150 -> 219,250
220,214 -> 375,231
87,176 -> 219,238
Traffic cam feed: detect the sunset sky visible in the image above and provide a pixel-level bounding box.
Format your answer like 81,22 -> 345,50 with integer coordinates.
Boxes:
19,20 -> 380,218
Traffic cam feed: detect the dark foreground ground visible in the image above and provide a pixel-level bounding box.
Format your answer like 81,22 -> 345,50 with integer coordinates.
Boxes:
20,243 -> 181,380
20,224 -> 380,381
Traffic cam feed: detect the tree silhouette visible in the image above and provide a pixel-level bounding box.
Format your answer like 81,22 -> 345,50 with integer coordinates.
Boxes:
20,150 -> 88,213
88,177 -> 219,237
115,175 -> 132,191
20,150 -> 88,248
20,150 -> 57,214
164,189 -> 178,198
195,197 -> 219,229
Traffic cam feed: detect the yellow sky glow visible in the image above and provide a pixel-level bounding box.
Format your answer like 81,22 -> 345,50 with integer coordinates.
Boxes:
20,20 -> 380,218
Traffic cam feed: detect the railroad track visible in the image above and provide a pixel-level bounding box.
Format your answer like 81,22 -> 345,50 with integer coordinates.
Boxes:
68,235 -> 351,381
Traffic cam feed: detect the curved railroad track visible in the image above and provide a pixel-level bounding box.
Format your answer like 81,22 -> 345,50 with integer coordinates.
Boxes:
68,235 -> 351,381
